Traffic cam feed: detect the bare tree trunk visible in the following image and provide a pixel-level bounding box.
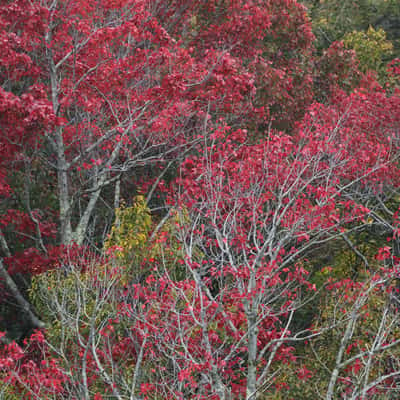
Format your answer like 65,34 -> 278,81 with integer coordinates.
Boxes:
56,129 -> 73,245
246,271 -> 258,400
46,17 -> 73,246
73,187 -> 102,245
0,259 -> 45,329
246,311 -> 258,400
326,300 -> 362,400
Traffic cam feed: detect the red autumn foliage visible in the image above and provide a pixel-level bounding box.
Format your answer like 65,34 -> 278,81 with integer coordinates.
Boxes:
1,0 -> 400,399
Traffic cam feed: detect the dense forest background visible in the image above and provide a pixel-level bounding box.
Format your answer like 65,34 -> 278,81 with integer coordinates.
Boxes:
1,0 -> 400,398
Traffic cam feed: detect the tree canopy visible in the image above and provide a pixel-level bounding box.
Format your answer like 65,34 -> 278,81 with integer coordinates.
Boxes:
1,0 -> 400,399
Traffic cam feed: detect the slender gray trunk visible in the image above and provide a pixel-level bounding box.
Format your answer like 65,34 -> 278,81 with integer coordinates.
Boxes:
47,26 -> 73,245
246,270 -> 258,400
326,308 -> 358,400
56,130 -> 73,245
0,259 -> 45,329
246,311 -> 258,400
73,187 -> 102,245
